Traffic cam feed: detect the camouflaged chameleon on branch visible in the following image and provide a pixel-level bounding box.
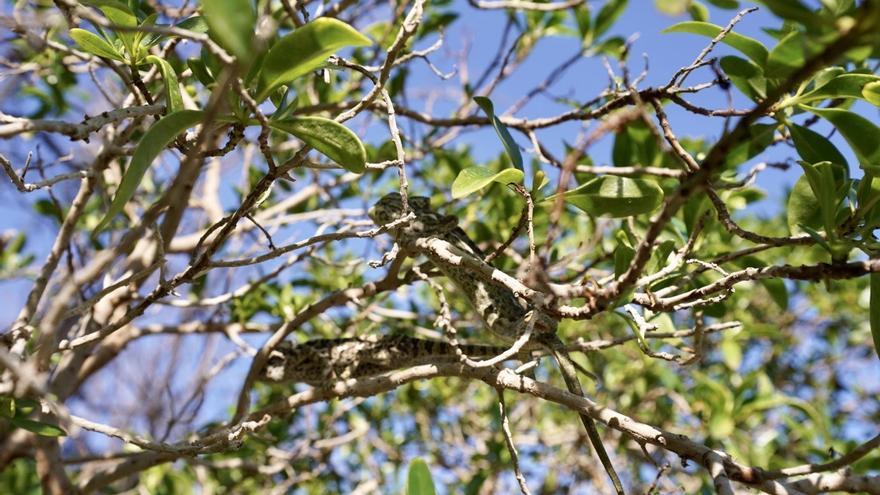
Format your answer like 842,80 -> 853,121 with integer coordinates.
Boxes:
260,334 -> 508,385
367,192 -> 624,494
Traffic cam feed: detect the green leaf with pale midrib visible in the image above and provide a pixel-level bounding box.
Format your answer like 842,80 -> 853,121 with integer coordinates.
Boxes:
82,0 -> 138,57
546,176 -> 664,218
94,110 -> 204,234
786,73 -> 880,107
663,21 -> 768,66
269,117 -> 366,173
258,19 -> 371,101
70,28 -> 126,62
451,167 -> 524,199
145,55 -> 183,113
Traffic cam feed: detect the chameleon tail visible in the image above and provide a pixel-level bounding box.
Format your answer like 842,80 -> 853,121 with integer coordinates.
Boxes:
541,335 -> 625,495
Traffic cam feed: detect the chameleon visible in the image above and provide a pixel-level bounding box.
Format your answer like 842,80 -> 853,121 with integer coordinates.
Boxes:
366,192 -> 624,494
260,334 -> 510,385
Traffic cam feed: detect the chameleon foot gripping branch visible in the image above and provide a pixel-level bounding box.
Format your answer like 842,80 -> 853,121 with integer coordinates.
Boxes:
367,192 -> 625,494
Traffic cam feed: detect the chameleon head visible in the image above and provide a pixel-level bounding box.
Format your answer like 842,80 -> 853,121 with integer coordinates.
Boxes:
368,192 -> 406,227
368,193 -> 433,226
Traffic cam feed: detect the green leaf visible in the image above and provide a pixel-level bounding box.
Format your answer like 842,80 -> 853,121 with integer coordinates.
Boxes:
612,120 -> 658,167
720,337 -> 742,370
201,0 -> 255,59
856,174 -> 880,222
788,123 -> 848,167
0,397 -> 13,419
793,161 -> 845,237
761,278 -> 789,310
9,418 -> 66,437
134,13 -> 160,52
547,176 -> 664,217
406,458 -> 436,495
82,0 -> 137,27
177,16 -> 209,34
269,117 -> 366,173
145,55 -> 183,113
755,0 -> 821,29
706,0 -> 738,7
95,110 -> 204,233
687,1 -> 710,22
69,28 -> 126,62
799,161 -> 836,236
82,0 -> 138,56
258,18 -> 371,100
719,55 -> 766,100
791,74 -> 880,106
862,80 -> 880,107
655,0 -> 690,16
594,0 -> 628,38
726,123 -> 775,167
871,273 -> 880,360
188,58 -> 214,86
613,231 -> 635,277
803,106 -> 880,172
765,31 -> 805,78
788,171 -> 821,235
663,21 -> 768,65
473,96 -> 523,171
451,167 -> 524,199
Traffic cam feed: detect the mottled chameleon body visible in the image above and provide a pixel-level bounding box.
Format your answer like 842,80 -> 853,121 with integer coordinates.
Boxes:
261,334 -> 508,385
367,192 -> 624,494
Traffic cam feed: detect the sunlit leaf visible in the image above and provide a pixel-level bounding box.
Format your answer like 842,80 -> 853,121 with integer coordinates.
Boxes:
145,55 -> 183,113
69,28 -> 126,62
594,0 -> 628,38
862,80 -> 880,106
451,167 -> 524,199
765,31 -> 805,78
687,1 -> 710,21
787,161 -> 847,235
788,123 -> 848,167
269,117 -> 367,173
755,0 -> 822,29
789,73 -> 880,107
726,123 -> 775,166
258,18 -> 371,100
406,458 -> 436,495
82,0 -> 138,56
719,55 -> 766,100
201,0 -> 255,59
95,110 -> 204,233
177,16 -> 209,34
547,176 -> 664,217
9,418 -> 66,437
803,106 -> 880,172
663,21 -> 768,65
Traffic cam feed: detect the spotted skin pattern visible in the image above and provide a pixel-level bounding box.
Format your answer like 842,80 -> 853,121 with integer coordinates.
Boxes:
262,334 -> 508,385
